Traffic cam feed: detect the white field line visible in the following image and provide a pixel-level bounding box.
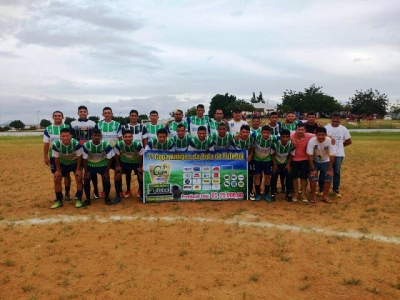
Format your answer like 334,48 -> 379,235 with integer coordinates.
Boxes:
2,215 -> 400,245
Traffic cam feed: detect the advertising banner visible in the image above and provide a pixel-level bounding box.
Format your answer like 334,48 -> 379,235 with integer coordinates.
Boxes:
143,150 -> 248,202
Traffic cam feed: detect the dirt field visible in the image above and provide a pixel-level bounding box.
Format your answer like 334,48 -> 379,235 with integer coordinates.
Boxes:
1,133 -> 400,299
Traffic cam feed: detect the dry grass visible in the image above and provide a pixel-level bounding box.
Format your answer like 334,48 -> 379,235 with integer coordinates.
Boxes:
0,134 -> 400,299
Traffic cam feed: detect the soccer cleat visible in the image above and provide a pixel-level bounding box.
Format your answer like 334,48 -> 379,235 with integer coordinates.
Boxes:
285,195 -> 293,202
113,196 -> 121,204
105,198 -> 112,206
271,194 -> 276,201
334,192 -> 342,198
81,200 -> 91,207
100,192 -> 106,198
301,197 -> 309,203
255,194 -> 261,201
64,194 -> 71,201
292,197 -> 298,202
124,190 -> 132,198
75,200 -> 82,208
51,201 -> 63,209
316,191 -> 323,196
93,191 -> 99,199
264,194 -> 272,202
249,193 -> 255,201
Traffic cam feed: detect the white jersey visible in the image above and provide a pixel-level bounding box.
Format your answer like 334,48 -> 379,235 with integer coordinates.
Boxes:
228,120 -> 248,135
306,137 -> 335,163
324,124 -> 351,157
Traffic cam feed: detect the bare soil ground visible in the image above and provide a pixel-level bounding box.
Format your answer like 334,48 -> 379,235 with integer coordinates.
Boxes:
1,134 -> 399,299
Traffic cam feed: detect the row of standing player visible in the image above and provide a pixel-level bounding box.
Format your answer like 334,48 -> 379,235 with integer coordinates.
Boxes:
43,105 -> 351,207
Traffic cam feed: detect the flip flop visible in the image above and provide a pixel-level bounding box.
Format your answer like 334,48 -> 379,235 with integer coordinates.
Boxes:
321,198 -> 333,204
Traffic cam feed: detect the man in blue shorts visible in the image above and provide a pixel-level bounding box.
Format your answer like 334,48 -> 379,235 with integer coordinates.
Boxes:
307,127 -> 335,204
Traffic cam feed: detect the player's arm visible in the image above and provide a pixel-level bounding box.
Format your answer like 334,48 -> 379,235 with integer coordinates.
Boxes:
52,144 -> 62,178
344,137 -> 352,147
44,143 -> 50,165
307,154 -> 316,177
247,146 -> 254,162
271,151 -> 278,172
82,147 -> 90,179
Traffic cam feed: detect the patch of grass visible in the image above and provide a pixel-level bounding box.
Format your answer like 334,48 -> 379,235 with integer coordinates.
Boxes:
343,277 -> 362,286
249,273 -> 260,282
22,284 -> 34,292
1,259 -> 16,267
299,284 -> 310,291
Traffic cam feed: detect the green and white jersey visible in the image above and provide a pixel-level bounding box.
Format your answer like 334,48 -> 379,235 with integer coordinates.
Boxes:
281,121 -> 298,134
271,140 -> 295,164
250,127 -> 261,135
145,137 -> 175,151
234,132 -> 256,150
83,140 -> 114,167
269,122 -> 282,137
172,134 -> 192,151
52,138 -> 83,165
97,120 -> 122,147
167,120 -> 188,137
188,136 -> 215,151
114,140 -> 144,164
43,124 -> 70,157
187,116 -> 210,137
209,120 -> 226,135
145,123 -> 165,140
122,124 -> 148,142
211,132 -> 235,150
254,134 -> 278,162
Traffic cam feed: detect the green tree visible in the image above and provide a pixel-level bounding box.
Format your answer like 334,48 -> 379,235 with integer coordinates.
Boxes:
250,92 -> 266,104
209,93 -> 254,117
138,114 -> 148,122
185,106 -> 197,117
277,84 -> 342,114
349,89 -> 389,116
9,120 -> 25,130
88,116 -> 100,123
40,119 -> 51,128
64,117 -> 76,125
113,116 -> 129,125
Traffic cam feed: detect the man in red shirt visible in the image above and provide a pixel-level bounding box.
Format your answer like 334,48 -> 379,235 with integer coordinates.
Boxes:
290,123 -> 314,203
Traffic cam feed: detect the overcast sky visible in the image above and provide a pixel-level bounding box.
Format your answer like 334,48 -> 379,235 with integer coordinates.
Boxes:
0,0 -> 399,124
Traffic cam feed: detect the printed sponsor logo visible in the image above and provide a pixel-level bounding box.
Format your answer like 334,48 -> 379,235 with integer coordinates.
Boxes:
224,174 -> 230,180
183,173 -> 192,179
183,185 -> 192,190
212,178 -> 220,184
202,179 -> 211,184
212,166 -> 220,172
193,173 -> 201,178
224,181 -> 230,187
193,185 -> 201,190
183,167 -> 192,172
238,175 -> 244,181
212,184 -> 220,190
202,166 -> 211,172
202,184 -> 211,190
193,179 -> 201,184
213,173 -> 220,178
231,175 -> 237,181
184,179 -> 191,184
238,181 -> 244,187
231,181 -> 237,187
202,173 -> 210,178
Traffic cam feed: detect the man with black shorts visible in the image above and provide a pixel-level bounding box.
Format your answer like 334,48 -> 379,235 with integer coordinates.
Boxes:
114,129 -> 145,203
51,128 -> 84,208
290,123 -> 313,203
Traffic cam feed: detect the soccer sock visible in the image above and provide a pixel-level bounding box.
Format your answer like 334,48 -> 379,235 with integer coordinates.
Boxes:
115,180 -> 123,196
83,179 -> 91,200
126,172 -> 132,191
65,186 -> 70,195
76,190 -> 83,200
265,185 -> 270,195
92,176 -> 98,193
255,185 -> 261,195
56,192 -> 63,201
270,174 -> 277,195
248,175 -> 253,195
103,180 -> 111,198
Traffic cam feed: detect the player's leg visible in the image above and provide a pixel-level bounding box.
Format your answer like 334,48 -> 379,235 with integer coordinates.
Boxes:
291,161 -> 300,202
92,175 -> 100,198
254,162 -> 262,201
283,167 -> 293,201
321,162 -> 333,203
332,156 -> 343,197
270,167 -> 279,200
133,166 -> 143,201
51,166 -> 63,209
263,161 -> 272,201
82,168 -> 95,207
113,167 -> 123,204
248,161 -> 255,200
125,170 -> 132,198
101,167 -> 112,206
72,165 -> 83,208
299,160 -> 309,203
64,173 -> 71,200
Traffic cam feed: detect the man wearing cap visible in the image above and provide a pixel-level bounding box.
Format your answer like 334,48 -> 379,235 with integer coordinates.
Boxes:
228,107 -> 249,136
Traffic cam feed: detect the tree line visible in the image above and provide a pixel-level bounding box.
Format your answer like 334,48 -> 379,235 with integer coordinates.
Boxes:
5,85 -> 396,130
